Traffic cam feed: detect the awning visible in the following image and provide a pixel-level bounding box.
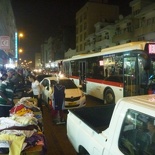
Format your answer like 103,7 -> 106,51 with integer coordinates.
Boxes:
8,52 -> 14,58
0,50 -> 8,59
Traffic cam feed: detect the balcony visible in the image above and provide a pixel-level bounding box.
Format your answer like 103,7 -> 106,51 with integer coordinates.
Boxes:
85,44 -> 95,52
95,39 -> 110,48
112,31 -> 133,43
134,22 -> 155,37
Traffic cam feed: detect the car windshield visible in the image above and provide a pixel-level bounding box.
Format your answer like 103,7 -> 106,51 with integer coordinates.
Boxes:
37,75 -> 51,82
51,79 -> 77,89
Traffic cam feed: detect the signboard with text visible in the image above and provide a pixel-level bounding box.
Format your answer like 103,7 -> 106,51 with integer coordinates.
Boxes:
0,36 -> 10,50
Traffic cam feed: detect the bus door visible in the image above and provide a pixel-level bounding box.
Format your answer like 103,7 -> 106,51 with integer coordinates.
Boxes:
79,61 -> 86,92
123,56 -> 139,97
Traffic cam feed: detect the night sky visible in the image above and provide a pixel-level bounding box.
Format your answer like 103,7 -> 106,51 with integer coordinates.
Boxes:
11,0 -> 132,61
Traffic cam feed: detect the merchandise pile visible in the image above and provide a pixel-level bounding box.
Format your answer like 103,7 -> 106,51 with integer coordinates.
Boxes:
0,97 -> 47,155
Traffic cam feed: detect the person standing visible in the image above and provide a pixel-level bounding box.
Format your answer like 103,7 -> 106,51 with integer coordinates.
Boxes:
52,80 -> 65,124
0,69 -> 15,117
0,73 -> 8,86
27,74 -> 43,112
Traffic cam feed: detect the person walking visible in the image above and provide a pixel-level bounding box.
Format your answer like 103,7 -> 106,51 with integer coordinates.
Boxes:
0,69 -> 15,117
27,74 -> 43,112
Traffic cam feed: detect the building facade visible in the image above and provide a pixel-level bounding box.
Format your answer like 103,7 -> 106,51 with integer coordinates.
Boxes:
112,0 -> 155,44
77,0 -> 155,56
0,0 -> 17,68
75,1 -> 119,54
41,37 -> 54,68
35,52 -> 41,69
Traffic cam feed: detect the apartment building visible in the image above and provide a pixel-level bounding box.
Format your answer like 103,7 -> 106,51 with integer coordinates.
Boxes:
132,0 -> 155,41
113,0 -> 155,44
80,0 -> 155,55
76,1 -> 119,54
41,37 -> 54,68
85,21 -> 116,53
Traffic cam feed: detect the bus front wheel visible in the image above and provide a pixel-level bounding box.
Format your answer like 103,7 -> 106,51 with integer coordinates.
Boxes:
104,88 -> 115,104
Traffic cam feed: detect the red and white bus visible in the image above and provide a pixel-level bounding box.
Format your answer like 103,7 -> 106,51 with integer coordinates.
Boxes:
60,41 -> 155,104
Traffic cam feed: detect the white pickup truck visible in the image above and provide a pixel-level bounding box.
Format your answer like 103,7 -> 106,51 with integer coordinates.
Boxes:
67,94 -> 155,155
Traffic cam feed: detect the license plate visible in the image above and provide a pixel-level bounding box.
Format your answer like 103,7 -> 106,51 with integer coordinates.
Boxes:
68,102 -> 76,105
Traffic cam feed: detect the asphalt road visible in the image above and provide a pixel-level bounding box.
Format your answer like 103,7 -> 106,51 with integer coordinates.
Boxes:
42,95 -> 103,155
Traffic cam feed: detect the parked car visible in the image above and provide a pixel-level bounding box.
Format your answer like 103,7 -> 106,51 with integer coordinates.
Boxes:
40,76 -> 86,109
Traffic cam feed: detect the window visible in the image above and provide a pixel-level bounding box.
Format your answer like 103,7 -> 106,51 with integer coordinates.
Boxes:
105,32 -> 109,39
119,109 -> 155,155
41,79 -> 49,87
80,44 -> 82,51
76,46 -> 78,52
86,56 -> 104,79
71,61 -> 79,76
80,35 -> 82,42
80,25 -> 82,32
116,27 -> 121,35
147,18 -> 152,25
84,23 -> 87,30
84,32 -> 87,40
50,80 -> 57,86
80,16 -> 82,23
84,12 -> 87,19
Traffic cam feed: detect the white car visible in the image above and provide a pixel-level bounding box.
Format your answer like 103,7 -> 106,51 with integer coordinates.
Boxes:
40,76 -> 86,109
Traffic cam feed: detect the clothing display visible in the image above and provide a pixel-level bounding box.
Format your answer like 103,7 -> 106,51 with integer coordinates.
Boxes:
0,97 -> 47,155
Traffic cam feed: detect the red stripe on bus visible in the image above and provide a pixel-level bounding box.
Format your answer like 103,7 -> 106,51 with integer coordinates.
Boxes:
86,78 -> 123,87
69,76 -> 123,87
70,76 -> 79,79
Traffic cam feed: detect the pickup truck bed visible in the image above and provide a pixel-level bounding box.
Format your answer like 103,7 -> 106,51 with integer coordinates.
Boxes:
69,104 -> 115,133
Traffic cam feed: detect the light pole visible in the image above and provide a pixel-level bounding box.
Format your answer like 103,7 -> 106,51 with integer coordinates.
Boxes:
18,33 -> 24,66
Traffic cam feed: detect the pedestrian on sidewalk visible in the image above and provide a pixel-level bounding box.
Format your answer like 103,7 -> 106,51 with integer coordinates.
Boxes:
27,74 -> 43,113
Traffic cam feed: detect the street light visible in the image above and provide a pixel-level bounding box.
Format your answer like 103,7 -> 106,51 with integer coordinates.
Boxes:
18,33 -> 24,48
19,48 -> 23,61
19,33 -> 24,38
19,48 -> 23,53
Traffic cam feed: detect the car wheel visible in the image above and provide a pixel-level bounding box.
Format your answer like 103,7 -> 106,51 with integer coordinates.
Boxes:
77,146 -> 89,155
104,88 -> 115,104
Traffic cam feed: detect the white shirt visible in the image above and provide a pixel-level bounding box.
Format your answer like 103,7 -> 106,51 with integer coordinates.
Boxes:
31,80 -> 41,95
